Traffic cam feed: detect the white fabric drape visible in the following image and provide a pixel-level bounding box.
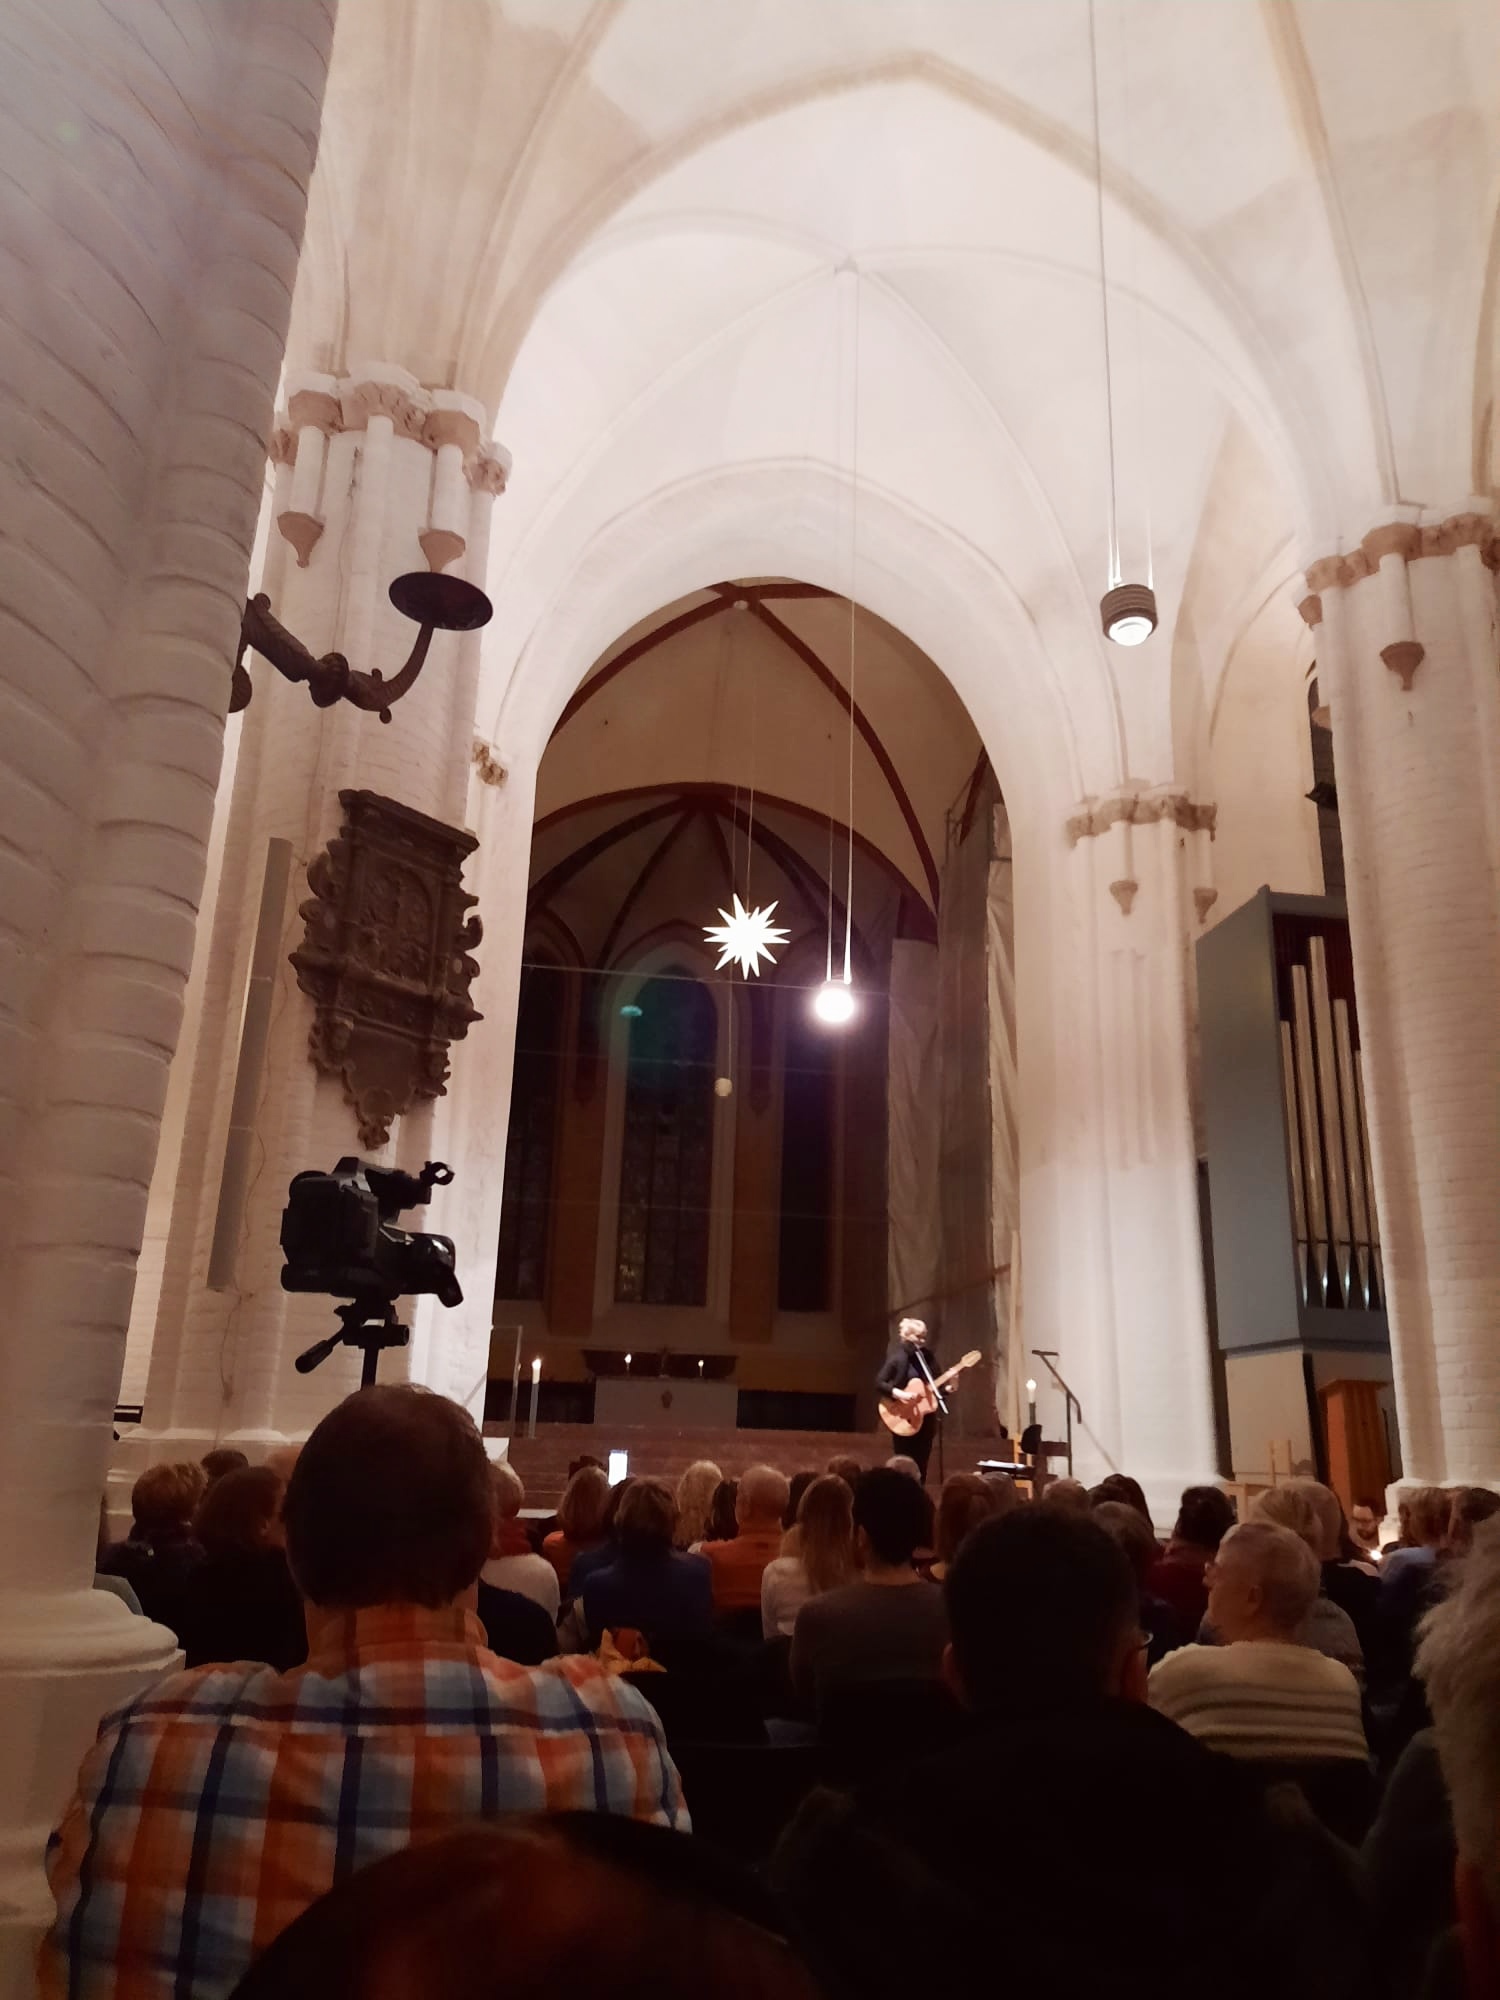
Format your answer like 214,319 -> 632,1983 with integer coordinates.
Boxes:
886,940 -> 941,1319
988,802 -> 1022,1433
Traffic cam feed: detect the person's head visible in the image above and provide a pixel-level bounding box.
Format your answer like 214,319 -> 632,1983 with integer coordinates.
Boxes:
195,1466 -> 285,1560
265,1445 -> 302,1485
981,1470 -> 1020,1517
616,1478 -> 677,1558
1206,1522 -> 1320,1644
737,1464 -> 790,1532
1039,1477 -> 1090,1515
1172,1484 -> 1236,1554
1447,1487 -> 1500,1558
228,1817 -> 822,2000
826,1454 -> 862,1492
1248,1482 -> 1325,1562
936,1473 -> 1002,1568
887,1454 -> 923,1483
784,1471 -> 817,1531
1349,1498 -> 1382,1550
600,1477 -> 637,1544
1088,1474 -> 1154,1533
1407,1484 -> 1453,1549
567,1454 -> 606,1479
131,1462 -> 207,1544
795,1475 -> 856,1596
705,1480 -> 739,1543
897,1316 -> 927,1347
557,1463 -> 611,1545
282,1385 -> 491,1612
1263,1478 -> 1342,1561
853,1465 -> 932,1572
1418,1521 -> 1500,1997
488,1459 -> 524,1524
945,1508 -> 1143,1715
673,1461 -> 723,1546
1092,1501 -> 1160,1591
201,1447 -> 250,1486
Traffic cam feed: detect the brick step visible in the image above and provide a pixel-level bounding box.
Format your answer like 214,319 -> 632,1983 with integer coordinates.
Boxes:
483,1422 -> 889,1508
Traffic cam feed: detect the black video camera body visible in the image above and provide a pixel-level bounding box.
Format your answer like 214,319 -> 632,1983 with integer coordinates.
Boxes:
280,1157 -> 463,1309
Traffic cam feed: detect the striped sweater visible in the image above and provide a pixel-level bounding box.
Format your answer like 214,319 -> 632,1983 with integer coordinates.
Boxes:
1147,1640 -> 1367,1763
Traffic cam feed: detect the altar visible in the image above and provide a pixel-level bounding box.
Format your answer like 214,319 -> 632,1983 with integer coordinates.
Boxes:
593,1377 -> 739,1431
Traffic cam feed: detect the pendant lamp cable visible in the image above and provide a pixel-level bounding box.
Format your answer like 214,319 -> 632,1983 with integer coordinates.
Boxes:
1088,0 -> 1121,589
842,267 -> 861,986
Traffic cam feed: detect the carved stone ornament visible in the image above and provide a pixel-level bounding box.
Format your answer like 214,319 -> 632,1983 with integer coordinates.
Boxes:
291,789 -> 483,1148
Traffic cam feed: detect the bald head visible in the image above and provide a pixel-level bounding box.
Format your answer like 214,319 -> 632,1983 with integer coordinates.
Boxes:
737,1465 -> 790,1528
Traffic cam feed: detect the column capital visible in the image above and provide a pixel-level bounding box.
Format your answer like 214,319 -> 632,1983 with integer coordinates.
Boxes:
1299,507 -> 1498,627
1064,786 -> 1217,847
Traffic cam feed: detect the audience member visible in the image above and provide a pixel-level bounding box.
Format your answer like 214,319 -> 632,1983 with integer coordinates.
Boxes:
570,1477 -> 637,1595
201,1447 -> 250,1485
96,1461 -> 206,1631
1149,1522 -> 1367,1764
791,1466 -> 947,1705
481,1460 -> 561,1619
265,1444 -> 302,1484
703,1478 -> 740,1546
93,1499 -> 143,1615
1292,1478 -> 1381,1658
1250,1485 -> 1365,1680
1349,1496 -> 1383,1560
783,1469 -> 817,1531
1039,1476 -> 1090,1514
541,1462 -> 611,1592
1413,1521 -> 1500,2000
42,1385 -> 683,2000
826,1454 -> 863,1491
928,1472 -> 1006,1585
1088,1472 -> 1155,1532
762,1475 -> 856,1638
1445,1485 -> 1500,1558
702,1465 -> 791,1612
228,1818 -> 822,2000
1093,1500 -> 1187,1666
776,1507 -> 1368,2000
1385,1486 -> 1451,1577
175,1466 -> 306,1671
674,1459 -> 723,1549
578,1478 -> 713,1649
887,1453 -> 923,1482
1149,1484 -> 1236,1631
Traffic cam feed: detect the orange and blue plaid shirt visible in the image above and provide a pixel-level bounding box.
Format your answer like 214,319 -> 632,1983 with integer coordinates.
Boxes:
41,1603 -> 686,2000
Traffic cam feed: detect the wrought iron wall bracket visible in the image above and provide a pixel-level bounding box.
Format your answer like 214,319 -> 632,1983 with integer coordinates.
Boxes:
232,572 -> 492,723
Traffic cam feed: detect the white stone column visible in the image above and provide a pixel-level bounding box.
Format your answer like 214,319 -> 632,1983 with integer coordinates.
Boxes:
1030,789 -> 1220,1517
1303,509 -> 1500,1484
0,3 -> 333,1986
132,370 -> 510,1461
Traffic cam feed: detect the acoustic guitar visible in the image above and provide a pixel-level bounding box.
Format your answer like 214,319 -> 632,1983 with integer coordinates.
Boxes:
878,1348 -> 983,1436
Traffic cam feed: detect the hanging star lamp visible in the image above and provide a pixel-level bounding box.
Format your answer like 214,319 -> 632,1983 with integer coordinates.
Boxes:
705,893 -> 789,978
1089,0 -> 1156,648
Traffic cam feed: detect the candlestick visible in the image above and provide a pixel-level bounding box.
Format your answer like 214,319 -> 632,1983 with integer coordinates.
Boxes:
624,1353 -> 632,1374
697,1357 -> 704,1378
1026,1377 -> 1037,1428
527,1356 -> 541,1439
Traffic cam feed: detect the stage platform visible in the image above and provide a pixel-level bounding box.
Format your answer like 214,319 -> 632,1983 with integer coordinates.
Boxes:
483,1421 -> 893,1507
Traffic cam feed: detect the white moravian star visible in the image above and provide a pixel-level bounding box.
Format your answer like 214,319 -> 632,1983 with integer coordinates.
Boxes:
704,894 -> 789,978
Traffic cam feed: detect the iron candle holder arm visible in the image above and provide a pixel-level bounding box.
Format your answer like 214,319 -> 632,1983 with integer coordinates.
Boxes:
232,570 -> 492,721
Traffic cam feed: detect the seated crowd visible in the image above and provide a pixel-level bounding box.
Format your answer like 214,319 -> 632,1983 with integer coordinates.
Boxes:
68,1406 -> 1500,2000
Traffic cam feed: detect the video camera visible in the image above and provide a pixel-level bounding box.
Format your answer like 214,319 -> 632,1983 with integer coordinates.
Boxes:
280,1157 -> 462,1383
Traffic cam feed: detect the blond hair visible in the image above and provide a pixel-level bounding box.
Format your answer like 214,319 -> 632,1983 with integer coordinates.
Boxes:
674,1460 -> 722,1548
796,1475 -> 857,1596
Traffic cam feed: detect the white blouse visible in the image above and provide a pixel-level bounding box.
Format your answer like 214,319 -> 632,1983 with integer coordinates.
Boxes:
761,1555 -> 812,1639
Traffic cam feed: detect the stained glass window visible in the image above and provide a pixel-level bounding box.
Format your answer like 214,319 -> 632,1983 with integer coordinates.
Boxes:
614,971 -> 716,1305
494,960 -> 566,1301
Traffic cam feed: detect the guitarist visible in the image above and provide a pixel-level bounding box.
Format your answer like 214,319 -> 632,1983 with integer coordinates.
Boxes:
875,1317 -> 941,1482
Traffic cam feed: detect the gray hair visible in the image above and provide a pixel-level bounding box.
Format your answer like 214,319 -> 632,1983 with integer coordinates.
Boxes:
737,1463 -> 791,1522
1219,1520 -> 1321,1632
1417,1520 -> 1500,1919
488,1458 -> 524,1518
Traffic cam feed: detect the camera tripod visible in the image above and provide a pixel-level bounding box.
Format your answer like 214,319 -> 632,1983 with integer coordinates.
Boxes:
294,1298 -> 410,1388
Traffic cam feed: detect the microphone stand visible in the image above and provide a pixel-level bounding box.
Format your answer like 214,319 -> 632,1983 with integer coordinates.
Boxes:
1030,1350 -> 1081,1479
912,1344 -> 948,1483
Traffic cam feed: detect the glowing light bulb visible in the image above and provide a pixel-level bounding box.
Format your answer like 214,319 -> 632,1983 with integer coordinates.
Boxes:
813,979 -> 857,1025
1100,582 -> 1158,647
1026,1379 -> 1037,1396
531,1356 -> 541,1383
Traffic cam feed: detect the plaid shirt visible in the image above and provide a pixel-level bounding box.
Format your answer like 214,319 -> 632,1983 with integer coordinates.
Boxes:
42,1604 -> 686,2000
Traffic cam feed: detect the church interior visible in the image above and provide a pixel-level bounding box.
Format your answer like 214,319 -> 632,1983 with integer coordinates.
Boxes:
2,1 -> 1499,1989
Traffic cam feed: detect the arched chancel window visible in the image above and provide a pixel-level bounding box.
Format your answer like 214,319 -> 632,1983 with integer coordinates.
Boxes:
494,960 -> 567,1300
614,971 -> 716,1306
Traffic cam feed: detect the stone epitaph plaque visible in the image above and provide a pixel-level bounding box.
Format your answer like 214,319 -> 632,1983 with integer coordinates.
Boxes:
292,789 -> 482,1148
